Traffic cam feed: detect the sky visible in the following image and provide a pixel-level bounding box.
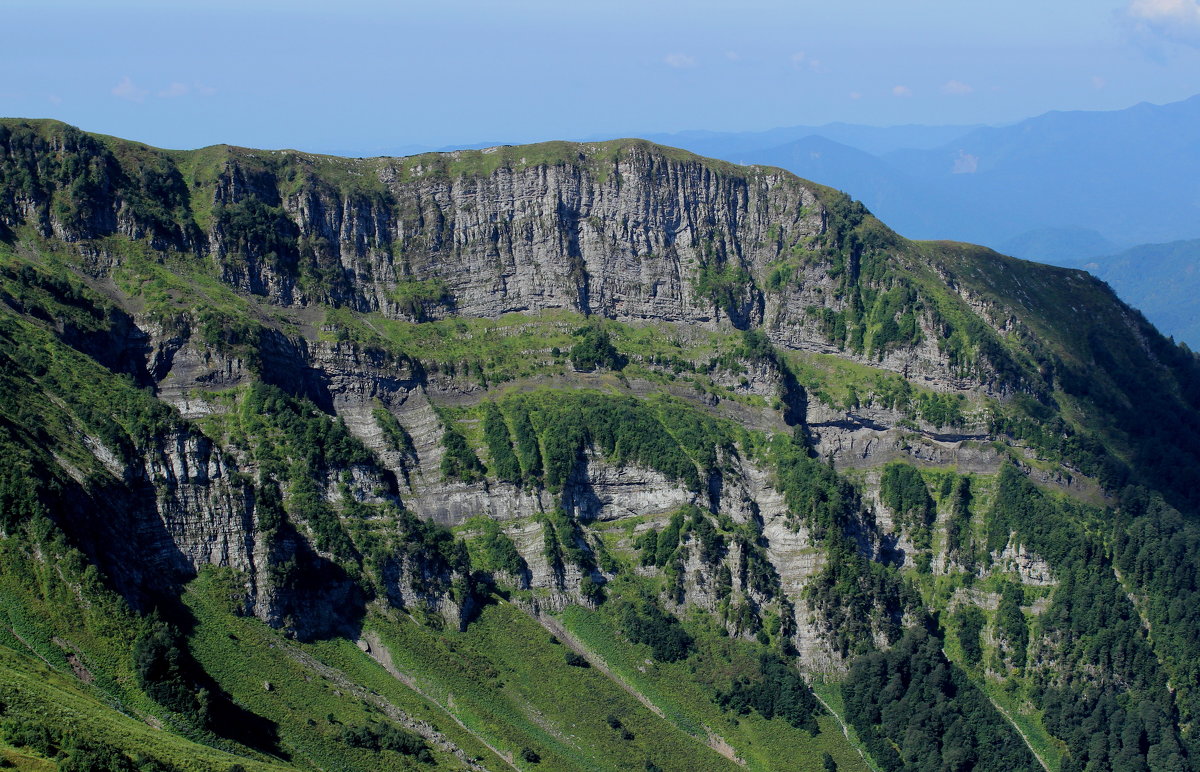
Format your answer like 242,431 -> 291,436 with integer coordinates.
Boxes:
4,0 -> 1200,155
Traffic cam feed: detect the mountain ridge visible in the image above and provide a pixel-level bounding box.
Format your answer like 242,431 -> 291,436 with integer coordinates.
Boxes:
0,118 -> 1198,771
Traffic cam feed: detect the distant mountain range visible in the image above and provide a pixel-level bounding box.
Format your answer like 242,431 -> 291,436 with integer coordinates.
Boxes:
638,95 -> 1200,347
645,94 -> 1200,249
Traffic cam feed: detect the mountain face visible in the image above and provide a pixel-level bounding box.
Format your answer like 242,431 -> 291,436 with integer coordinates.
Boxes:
1,118 -> 1200,771
1051,239 -> 1200,351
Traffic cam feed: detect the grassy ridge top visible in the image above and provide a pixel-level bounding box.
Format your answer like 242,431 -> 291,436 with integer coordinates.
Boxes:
0,118 -> 767,180
0,117 -> 833,223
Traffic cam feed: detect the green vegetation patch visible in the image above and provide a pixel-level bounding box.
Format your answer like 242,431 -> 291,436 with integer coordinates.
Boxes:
181,568 -> 484,770
365,601 -> 740,771
458,389 -> 739,496
559,602 -> 870,772
879,462 -> 936,550
841,627 -> 1037,772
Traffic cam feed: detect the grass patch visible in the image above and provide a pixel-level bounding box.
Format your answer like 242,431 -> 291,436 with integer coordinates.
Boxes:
979,679 -> 1065,771
559,601 -> 870,772
0,643 -> 281,770
182,568 -> 486,770
365,600 -> 737,771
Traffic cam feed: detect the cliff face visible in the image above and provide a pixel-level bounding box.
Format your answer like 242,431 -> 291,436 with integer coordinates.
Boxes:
285,149 -> 815,321
0,122 -> 1030,394
206,146 -> 1043,395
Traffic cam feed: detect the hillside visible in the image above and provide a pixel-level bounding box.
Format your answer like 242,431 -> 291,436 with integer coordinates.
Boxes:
1068,240 -> 1200,350
0,118 -> 1199,771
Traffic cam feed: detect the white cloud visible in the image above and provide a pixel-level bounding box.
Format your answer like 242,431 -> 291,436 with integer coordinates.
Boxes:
952,150 -> 979,174
663,53 -> 697,68
892,85 -> 912,97
113,77 -> 216,102
790,51 -> 806,68
1124,0 -> 1200,46
1127,0 -> 1200,25
111,76 -> 148,102
158,82 -> 189,98
1092,75 -> 1108,89
47,94 -> 62,105
941,79 -> 973,96
849,91 -> 862,100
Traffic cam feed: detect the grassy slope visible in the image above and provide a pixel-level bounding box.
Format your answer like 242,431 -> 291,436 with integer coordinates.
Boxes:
0,643 -> 284,771
558,603 -> 870,772
0,514 -> 294,769
181,569 -> 500,771
180,566 -> 868,772
364,601 -> 743,772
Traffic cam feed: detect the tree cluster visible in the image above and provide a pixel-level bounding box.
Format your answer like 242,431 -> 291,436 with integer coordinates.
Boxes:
716,652 -> 820,733
842,628 -> 1037,772
339,722 -> 432,762
620,600 -> 694,662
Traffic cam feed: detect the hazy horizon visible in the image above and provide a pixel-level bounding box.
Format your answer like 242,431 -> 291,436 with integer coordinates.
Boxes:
5,0 -> 1200,155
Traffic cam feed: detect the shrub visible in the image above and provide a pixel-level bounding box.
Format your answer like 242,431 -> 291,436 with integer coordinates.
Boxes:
620,601 -> 693,662
482,402 -> 520,483
473,518 -> 527,577
440,425 -> 485,483
339,723 -> 432,762
133,620 -> 208,725
716,652 -> 820,733
570,325 -> 625,372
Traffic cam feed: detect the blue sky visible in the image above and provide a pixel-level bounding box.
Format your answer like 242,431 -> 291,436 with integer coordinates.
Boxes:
4,0 -> 1200,154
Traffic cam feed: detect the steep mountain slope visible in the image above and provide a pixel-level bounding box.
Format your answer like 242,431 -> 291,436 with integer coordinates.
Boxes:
0,118 -> 1199,771
1072,240 -> 1200,349
998,236 -> 1200,348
